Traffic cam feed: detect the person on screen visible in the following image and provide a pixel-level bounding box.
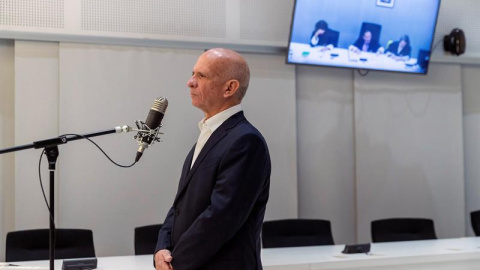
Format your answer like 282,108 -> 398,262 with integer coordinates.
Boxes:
349,30 -> 384,54
385,35 -> 412,61
310,20 -> 336,50
154,48 -> 271,270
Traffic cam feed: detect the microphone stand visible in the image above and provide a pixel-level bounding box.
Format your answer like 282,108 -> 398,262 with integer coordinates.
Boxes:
0,126 -> 133,270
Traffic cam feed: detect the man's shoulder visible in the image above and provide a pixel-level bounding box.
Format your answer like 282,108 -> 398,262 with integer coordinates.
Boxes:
232,118 -> 268,146
222,111 -> 266,137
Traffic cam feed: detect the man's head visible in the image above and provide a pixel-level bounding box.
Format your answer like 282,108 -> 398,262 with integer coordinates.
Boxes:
315,20 -> 328,32
399,35 -> 410,48
362,30 -> 372,44
314,20 -> 328,36
187,48 -> 250,119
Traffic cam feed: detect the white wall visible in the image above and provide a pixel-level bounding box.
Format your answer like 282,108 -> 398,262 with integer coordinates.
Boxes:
0,0 -> 292,52
14,41 -> 60,231
1,0 -> 480,57
434,1 -> 480,58
0,39 -> 14,262
296,62 -> 469,243
296,65 -> 355,245
462,65 -> 480,236
242,53 -> 298,220
354,64 -> 464,242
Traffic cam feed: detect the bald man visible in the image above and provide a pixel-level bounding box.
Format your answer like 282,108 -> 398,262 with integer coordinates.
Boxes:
154,48 -> 271,270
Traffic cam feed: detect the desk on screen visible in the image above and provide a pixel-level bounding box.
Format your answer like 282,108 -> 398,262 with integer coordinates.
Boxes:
288,42 -> 424,73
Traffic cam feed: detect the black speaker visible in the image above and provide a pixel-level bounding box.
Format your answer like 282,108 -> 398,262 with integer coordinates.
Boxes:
443,28 -> 466,56
62,258 -> 97,270
342,243 -> 371,254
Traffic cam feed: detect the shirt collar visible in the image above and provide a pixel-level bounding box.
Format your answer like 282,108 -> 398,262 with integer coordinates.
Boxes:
198,104 -> 243,133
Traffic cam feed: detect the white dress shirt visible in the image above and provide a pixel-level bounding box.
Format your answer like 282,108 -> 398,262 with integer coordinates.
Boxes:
191,104 -> 243,167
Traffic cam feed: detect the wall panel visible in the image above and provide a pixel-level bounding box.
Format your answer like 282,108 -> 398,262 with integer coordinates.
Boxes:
296,65 -> 355,245
14,41 -> 59,231
355,64 -> 464,242
0,39 -> 14,262
462,65 -> 480,236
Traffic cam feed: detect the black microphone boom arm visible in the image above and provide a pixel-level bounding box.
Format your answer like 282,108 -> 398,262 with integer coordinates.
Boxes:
0,125 -> 134,155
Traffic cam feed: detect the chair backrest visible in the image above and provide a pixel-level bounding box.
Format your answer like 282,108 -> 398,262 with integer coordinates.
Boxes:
134,224 -> 162,255
328,29 -> 340,47
371,218 -> 437,243
471,210 -> 480,236
5,228 -> 96,262
262,219 -> 334,248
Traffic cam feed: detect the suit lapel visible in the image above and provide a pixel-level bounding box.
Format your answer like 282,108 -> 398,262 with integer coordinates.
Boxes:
182,145 -> 195,179
174,112 -> 245,203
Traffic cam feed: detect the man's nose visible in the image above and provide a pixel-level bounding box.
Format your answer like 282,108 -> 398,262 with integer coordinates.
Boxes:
187,77 -> 197,88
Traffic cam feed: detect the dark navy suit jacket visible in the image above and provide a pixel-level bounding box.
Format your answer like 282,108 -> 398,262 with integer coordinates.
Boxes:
352,37 -> 381,53
386,41 -> 411,57
155,111 -> 271,270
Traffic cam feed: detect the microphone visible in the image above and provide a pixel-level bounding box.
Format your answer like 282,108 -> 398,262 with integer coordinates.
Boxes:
135,97 -> 168,162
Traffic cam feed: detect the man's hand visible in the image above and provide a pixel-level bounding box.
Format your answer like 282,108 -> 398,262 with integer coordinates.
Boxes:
155,249 -> 173,270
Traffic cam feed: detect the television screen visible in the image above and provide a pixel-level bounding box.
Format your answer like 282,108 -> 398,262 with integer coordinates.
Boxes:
286,0 -> 441,74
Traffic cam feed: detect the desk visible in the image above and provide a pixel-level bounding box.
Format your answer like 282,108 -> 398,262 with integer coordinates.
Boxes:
288,42 -> 424,73
262,237 -> 480,270
6,237 -> 480,270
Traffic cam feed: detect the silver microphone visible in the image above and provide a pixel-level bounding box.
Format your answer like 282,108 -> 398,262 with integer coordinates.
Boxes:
135,97 -> 168,162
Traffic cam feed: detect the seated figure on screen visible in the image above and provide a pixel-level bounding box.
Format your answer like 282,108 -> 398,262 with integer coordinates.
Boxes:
349,29 -> 384,54
309,20 -> 338,51
385,35 -> 412,61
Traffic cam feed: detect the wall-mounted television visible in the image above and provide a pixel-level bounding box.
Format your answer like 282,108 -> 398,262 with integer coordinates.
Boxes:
287,0 -> 441,75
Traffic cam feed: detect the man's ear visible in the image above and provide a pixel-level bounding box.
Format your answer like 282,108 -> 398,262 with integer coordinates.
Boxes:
223,79 -> 240,98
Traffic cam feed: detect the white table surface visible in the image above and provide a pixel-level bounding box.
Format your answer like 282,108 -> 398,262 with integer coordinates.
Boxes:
4,237 -> 480,270
288,42 -> 424,73
262,237 -> 480,270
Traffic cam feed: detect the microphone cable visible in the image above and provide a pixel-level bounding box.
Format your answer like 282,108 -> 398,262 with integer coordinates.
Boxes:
37,133 -> 137,230
61,133 -> 137,168
38,148 -> 57,254
38,148 -> 56,227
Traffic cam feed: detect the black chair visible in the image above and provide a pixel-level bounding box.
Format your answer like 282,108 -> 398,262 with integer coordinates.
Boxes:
5,228 -> 96,262
134,224 -> 162,255
262,219 -> 334,248
371,218 -> 437,243
328,29 -> 340,47
471,210 -> 480,236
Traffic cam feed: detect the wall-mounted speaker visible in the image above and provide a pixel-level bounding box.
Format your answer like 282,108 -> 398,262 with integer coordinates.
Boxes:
443,28 -> 466,56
